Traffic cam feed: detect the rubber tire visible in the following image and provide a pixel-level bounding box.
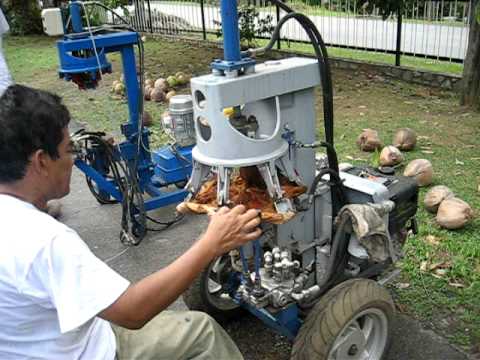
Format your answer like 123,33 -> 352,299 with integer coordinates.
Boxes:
291,279 -> 395,360
182,260 -> 245,323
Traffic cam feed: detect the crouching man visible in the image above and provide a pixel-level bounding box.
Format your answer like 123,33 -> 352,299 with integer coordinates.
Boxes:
0,84 -> 261,360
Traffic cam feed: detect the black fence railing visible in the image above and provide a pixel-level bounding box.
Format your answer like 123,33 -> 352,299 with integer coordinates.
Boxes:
125,0 -> 473,65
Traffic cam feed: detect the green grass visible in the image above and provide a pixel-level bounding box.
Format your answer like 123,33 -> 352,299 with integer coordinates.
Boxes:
4,34 -> 480,353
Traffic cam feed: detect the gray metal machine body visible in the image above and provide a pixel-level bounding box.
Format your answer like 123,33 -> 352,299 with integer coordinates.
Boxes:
186,57 -> 397,310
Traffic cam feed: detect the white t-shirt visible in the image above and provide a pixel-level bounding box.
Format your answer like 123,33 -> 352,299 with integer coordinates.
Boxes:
0,194 -> 130,360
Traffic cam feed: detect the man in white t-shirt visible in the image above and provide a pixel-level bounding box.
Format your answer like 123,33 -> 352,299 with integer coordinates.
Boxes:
0,84 -> 262,359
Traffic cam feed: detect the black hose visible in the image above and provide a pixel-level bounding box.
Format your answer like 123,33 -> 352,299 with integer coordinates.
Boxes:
319,215 -> 351,288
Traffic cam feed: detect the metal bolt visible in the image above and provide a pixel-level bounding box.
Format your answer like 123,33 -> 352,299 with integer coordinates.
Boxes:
348,344 -> 358,356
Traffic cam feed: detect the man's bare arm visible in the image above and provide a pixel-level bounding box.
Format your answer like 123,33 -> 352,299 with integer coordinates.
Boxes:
99,205 -> 261,329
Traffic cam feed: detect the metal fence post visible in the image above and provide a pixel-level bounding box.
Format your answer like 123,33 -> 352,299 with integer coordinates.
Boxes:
395,6 -> 403,66
200,0 -> 207,41
146,0 -> 153,33
276,2 -> 281,50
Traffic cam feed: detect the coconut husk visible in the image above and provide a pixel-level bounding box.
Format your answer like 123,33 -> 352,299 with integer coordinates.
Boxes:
436,197 -> 473,230
356,128 -> 382,152
393,128 -> 417,151
177,174 -> 306,225
379,146 -> 403,166
424,185 -> 454,213
403,159 -> 433,187
151,87 -> 165,102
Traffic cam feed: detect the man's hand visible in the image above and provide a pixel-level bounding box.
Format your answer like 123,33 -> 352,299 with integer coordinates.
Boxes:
99,204 -> 261,329
201,205 -> 262,258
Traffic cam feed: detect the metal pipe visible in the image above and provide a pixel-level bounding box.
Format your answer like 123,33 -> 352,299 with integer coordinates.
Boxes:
70,0 -> 83,33
220,0 -> 241,62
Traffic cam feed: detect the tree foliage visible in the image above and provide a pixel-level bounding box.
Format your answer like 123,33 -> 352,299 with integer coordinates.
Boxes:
3,0 -> 43,35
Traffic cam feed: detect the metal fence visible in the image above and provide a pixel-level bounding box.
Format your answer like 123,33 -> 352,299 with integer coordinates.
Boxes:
124,0 -> 473,65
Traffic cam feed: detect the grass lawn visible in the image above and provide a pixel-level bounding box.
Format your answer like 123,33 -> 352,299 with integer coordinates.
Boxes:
5,34 -> 480,354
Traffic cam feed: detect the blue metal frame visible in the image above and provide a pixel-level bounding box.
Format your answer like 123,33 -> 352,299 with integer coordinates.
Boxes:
58,2 -> 192,213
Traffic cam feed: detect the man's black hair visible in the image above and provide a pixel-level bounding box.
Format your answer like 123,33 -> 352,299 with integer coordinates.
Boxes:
0,85 -> 71,183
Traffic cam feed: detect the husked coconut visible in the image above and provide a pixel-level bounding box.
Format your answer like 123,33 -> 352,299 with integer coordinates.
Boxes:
111,80 -> 120,92
356,128 -> 382,152
424,185 -> 454,213
403,159 -> 433,187
436,197 -> 473,230
145,78 -> 154,87
142,111 -> 153,127
144,86 -> 153,101
379,146 -> 403,166
154,78 -> 168,91
151,87 -> 165,102
166,90 -> 176,101
393,128 -> 417,151
113,83 -> 125,95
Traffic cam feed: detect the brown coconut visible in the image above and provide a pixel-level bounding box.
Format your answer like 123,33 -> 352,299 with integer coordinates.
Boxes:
142,111 -> 153,127
145,78 -> 154,87
379,146 -> 403,166
356,128 -> 382,152
436,197 -> 473,230
403,159 -> 433,187
151,87 -> 166,102
393,128 -> 417,151
424,185 -> 454,213
144,86 -> 153,101
165,90 -> 177,101
154,78 -> 168,91
113,83 -> 125,95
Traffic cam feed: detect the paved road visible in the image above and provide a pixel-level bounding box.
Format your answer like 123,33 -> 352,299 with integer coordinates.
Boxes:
137,2 -> 470,60
60,163 -> 469,359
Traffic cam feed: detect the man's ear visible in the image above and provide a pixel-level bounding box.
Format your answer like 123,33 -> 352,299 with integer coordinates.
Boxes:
30,149 -> 51,177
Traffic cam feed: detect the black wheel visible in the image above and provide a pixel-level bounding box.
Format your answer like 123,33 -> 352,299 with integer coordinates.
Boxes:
86,177 -> 118,204
291,279 -> 394,360
182,255 -> 244,323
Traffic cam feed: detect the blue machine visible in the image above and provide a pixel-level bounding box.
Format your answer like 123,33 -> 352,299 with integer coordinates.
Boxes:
56,0 -> 192,242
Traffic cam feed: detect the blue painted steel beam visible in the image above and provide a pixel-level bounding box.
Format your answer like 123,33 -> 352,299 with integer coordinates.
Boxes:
211,0 -> 255,73
240,302 -> 302,341
220,0 -> 241,62
57,32 -> 139,52
70,0 -> 83,33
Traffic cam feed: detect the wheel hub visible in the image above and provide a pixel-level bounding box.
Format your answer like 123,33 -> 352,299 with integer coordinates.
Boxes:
329,308 -> 388,360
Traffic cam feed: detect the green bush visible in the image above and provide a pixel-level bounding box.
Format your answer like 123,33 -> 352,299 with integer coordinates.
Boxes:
3,0 -> 43,35
215,4 -> 274,49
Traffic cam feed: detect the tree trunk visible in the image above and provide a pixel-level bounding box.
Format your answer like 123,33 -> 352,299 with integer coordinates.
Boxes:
461,0 -> 480,111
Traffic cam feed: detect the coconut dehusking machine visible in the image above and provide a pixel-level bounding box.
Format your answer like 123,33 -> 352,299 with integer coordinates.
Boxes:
43,0 -> 195,244
45,0 -> 420,358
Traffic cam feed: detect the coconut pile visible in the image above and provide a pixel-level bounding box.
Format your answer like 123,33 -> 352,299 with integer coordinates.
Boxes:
356,127 -> 474,230
111,71 -> 190,103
